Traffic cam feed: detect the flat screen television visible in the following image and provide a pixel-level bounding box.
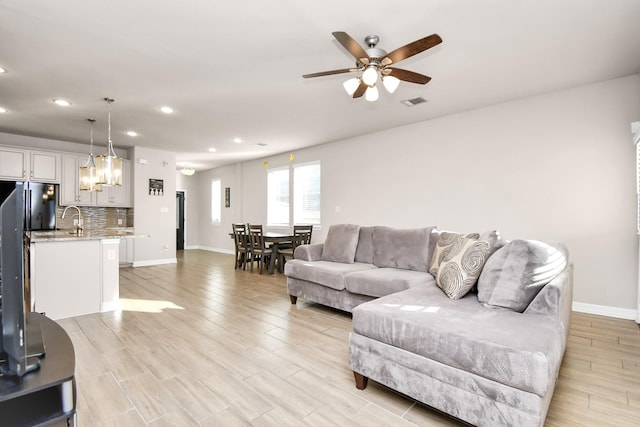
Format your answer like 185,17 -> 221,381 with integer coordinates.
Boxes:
0,183 -> 40,376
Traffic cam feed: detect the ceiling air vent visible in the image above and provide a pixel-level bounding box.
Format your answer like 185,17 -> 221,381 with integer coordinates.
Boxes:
401,97 -> 427,107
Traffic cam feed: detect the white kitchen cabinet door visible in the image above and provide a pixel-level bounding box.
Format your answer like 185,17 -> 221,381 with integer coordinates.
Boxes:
0,147 -> 27,180
30,150 -> 61,183
60,155 -> 95,206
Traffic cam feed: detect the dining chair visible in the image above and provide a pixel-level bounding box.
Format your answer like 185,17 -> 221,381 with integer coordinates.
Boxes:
277,225 -> 313,271
248,224 -> 273,274
232,223 -> 251,270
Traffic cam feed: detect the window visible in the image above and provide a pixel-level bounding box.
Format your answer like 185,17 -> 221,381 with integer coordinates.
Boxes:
211,179 -> 221,224
267,167 -> 290,226
267,161 -> 320,227
294,162 -> 321,225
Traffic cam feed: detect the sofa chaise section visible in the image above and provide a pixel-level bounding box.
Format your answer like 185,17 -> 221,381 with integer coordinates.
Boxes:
349,255 -> 573,427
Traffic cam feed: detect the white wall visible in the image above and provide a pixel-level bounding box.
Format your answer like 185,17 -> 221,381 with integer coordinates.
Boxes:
194,75 -> 640,315
131,147 -> 177,265
195,163 -> 243,253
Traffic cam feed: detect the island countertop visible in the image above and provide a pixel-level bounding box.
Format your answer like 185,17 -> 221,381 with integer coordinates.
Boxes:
28,227 -> 148,243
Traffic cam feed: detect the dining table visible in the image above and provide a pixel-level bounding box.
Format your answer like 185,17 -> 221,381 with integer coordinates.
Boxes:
263,232 -> 294,274
230,231 -> 293,274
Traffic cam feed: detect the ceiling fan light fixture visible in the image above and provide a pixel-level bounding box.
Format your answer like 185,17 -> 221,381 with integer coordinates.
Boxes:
343,77 -> 361,96
365,85 -> 379,102
362,65 -> 378,86
383,76 -> 400,94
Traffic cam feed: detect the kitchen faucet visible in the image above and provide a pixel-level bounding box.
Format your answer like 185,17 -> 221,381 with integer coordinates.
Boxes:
61,205 -> 83,232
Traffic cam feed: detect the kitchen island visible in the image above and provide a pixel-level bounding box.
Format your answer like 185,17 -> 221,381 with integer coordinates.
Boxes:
27,228 -> 146,320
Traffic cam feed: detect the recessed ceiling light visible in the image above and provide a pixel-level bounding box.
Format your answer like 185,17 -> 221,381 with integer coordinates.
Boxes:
0,107 -> 7,113
0,67 -> 7,74
233,137 -> 242,144
53,99 -> 71,107
208,148 -> 217,152
126,131 -> 138,137
159,106 -> 174,114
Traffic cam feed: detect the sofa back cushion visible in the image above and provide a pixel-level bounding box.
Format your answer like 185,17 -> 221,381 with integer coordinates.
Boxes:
477,240 -> 568,312
354,226 -> 375,264
372,226 -> 436,272
321,224 -> 361,263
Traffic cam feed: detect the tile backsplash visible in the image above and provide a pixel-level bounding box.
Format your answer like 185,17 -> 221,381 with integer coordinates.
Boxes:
56,206 -> 133,232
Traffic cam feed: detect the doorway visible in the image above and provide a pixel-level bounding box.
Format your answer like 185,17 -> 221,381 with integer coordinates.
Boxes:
176,191 -> 185,250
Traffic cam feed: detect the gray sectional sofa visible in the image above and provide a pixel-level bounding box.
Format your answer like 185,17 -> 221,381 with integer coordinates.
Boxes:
284,224 -> 572,427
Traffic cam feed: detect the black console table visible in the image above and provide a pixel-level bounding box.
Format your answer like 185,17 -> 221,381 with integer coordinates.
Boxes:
0,313 -> 76,426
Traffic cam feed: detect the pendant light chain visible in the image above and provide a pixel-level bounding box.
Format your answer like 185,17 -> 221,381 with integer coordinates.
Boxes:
106,97 -> 115,156
89,118 -> 95,155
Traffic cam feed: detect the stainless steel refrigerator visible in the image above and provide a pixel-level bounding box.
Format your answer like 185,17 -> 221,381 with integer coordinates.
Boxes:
16,182 -> 57,231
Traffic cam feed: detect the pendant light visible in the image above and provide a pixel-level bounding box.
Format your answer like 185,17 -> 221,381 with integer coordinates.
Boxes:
79,118 -> 102,192
180,163 -> 195,176
95,98 -> 123,186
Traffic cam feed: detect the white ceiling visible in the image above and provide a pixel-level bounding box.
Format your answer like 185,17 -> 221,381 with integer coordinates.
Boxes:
1,0 -> 639,172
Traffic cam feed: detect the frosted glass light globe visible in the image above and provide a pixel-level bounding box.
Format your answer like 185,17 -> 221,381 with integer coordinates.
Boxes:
383,76 -> 400,94
362,66 -> 378,86
365,85 -> 379,102
343,78 -> 360,96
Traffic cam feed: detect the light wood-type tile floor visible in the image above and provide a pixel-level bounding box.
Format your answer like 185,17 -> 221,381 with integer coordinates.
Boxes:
55,250 -> 640,426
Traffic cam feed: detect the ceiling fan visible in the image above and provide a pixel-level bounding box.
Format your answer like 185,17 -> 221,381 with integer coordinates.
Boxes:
303,31 -> 442,101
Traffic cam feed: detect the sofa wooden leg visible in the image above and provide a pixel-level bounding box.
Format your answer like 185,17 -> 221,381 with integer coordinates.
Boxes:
354,372 -> 368,390
289,295 -> 297,305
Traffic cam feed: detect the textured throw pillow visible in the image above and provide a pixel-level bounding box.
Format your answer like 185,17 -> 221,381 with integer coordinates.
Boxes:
477,240 -> 568,312
435,236 -> 490,299
429,231 -> 480,276
321,224 -> 361,263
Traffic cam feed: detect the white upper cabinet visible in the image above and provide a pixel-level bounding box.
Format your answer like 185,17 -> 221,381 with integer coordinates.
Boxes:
0,147 -> 61,183
60,154 -> 96,206
30,150 -> 60,182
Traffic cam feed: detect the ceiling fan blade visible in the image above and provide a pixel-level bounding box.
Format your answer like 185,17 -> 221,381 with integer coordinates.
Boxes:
387,68 -> 432,84
353,81 -> 367,98
303,68 -> 356,78
332,31 -> 369,63
382,33 -> 442,66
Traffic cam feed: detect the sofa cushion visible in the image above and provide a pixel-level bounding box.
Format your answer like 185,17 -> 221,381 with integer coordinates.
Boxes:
372,226 -> 436,272
321,224 -> 361,263
345,268 -> 435,298
436,237 -> 490,299
479,229 -> 505,257
477,240 -> 568,312
429,231 -> 480,276
354,226 -> 375,264
284,259 -> 376,291
351,286 -> 565,397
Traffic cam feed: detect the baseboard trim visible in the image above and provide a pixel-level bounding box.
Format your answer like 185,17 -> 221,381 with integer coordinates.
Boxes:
132,258 -> 178,267
572,302 -> 638,321
187,246 -> 234,255
102,300 -> 121,313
